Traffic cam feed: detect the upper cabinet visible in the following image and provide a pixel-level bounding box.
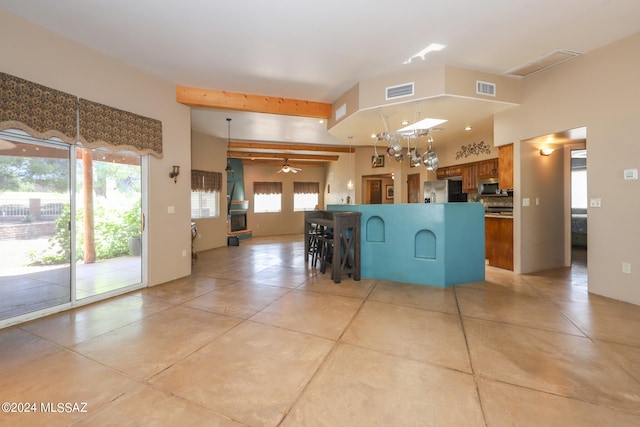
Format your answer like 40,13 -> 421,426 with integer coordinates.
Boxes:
477,158 -> 498,179
436,165 -> 463,179
462,163 -> 478,193
498,144 -> 514,189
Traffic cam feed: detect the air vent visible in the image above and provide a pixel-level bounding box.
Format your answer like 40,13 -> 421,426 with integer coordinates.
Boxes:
386,82 -> 414,100
476,81 -> 496,96
505,49 -> 581,77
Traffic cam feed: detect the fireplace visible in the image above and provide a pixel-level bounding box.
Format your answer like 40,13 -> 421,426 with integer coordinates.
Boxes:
230,211 -> 247,232
228,200 -> 250,235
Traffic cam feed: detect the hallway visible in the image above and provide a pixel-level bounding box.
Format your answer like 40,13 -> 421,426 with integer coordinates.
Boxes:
0,236 -> 638,426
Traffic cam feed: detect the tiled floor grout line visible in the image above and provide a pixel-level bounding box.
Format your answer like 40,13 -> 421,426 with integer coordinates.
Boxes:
275,278 -> 379,426
454,285 -> 490,427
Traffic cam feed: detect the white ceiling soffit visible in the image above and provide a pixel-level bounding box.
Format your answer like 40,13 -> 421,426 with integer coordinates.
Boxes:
505,49 -> 581,77
191,108 -> 341,146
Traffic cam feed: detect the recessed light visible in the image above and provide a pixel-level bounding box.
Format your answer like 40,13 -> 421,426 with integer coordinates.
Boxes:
318,119 -> 325,124
465,126 -> 472,131
401,120 -> 409,126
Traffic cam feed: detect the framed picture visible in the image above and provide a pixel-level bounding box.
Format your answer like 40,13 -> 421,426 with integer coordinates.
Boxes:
386,185 -> 394,199
372,155 -> 384,168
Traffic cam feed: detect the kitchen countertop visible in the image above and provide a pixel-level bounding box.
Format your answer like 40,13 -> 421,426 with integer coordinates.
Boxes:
485,213 -> 513,218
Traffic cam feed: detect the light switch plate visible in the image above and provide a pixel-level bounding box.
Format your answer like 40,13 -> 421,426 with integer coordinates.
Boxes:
168,206 -> 175,214
522,198 -> 530,207
589,198 -> 601,208
622,262 -> 631,274
623,169 -> 638,180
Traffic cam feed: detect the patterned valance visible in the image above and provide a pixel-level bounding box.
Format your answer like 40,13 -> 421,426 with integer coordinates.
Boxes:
78,99 -> 163,158
0,72 -> 77,143
254,181 -> 282,195
293,181 -> 320,194
191,169 -> 222,192
0,72 -> 163,157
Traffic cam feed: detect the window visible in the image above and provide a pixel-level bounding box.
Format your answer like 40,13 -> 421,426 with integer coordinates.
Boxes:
294,181 -> 319,211
191,191 -> 219,218
254,182 -> 282,213
190,170 -> 222,218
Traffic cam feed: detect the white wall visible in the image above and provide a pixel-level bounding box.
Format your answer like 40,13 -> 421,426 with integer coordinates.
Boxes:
495,32 -> 640,304
0,10 -> 192,286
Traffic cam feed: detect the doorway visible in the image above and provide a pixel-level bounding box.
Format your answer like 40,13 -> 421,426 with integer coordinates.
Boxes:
362,173 -> 395,204
0,132 -> 145,324
570,148 -> 587,267
407,173 -> 420,203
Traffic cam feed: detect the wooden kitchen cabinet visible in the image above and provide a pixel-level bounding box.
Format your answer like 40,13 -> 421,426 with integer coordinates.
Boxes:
462,164 -> 477,193
478,158 -> 498,179
436,165 -> 463,179
499,144 -> 514,189
485,216 -> 513,270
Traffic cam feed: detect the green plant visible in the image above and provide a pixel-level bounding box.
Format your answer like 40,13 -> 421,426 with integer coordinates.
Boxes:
27,199 -> 141,265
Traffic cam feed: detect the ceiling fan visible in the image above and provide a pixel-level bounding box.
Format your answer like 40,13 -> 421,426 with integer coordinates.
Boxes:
277,158 -> 302,174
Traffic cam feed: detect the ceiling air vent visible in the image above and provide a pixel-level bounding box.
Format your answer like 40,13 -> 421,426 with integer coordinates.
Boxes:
505,49 -> 581,77
476,81 -> 496,96
386,82 -> 414,100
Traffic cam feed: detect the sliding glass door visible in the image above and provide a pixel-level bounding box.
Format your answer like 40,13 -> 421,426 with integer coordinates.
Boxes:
75,147 -> 143,299
0,137 -> 71,320
0,133 -> 145,323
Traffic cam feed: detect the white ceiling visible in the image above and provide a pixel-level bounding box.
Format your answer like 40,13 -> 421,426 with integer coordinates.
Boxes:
2,0 -> 639,150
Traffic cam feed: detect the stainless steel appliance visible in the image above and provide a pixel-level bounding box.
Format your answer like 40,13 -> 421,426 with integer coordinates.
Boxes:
423,180 -> 448,203
478,178 -> 499,195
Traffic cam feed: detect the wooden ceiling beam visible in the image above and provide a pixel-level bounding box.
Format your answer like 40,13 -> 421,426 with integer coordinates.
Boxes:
228,151 -> 339,161
242,159 -> 324,167
177,85 -> 331,119
229,141 -> 354,153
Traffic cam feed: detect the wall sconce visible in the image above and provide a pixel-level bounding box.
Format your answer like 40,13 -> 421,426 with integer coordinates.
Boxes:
539,148 -> 555,156
169,165 -> 180,183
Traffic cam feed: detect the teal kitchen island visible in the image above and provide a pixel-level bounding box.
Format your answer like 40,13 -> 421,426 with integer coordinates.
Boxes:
327,203 -> 485,287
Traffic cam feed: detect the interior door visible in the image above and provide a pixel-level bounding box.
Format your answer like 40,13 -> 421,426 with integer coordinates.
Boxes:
369,180 -> 382,204
407,173 -> 420,203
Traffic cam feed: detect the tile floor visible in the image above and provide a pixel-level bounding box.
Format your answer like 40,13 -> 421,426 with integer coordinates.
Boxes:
1,236 -> 639,426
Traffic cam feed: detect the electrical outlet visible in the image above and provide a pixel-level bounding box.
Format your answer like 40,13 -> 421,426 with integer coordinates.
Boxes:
522,198 -> 530,207
589,198 -> 601,208
622,262 -> 631,274
181,249 -> 187,257
535,197 -> 540,206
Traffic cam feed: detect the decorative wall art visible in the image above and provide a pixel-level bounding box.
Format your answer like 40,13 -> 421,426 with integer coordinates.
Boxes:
386,185 -> 394,199
455,141 -> 492,159
372,155 -> 384,168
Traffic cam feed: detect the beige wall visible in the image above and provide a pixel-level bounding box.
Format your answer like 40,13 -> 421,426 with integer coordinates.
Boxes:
517,142 -> 566,273
495,32 -> 640,304
0,10 -> 193,286
325,153 -> 356,206
245,165 -> 326,236
190,131 -> 229,251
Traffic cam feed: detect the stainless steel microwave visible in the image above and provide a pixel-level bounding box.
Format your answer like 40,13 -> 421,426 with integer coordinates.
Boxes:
478,178 -> 499,195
